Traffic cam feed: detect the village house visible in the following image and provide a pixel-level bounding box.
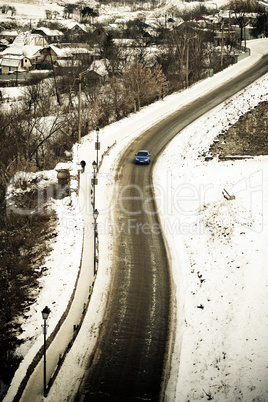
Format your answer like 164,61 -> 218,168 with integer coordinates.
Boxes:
87,58 -> 110,83
65,22 -> 88,38
0,30 -> 19,44
0,42 -> 46,73
31,27 -> 64,44
0,54 -> 32,74
11,32 -> 48,47
38,44 -> 95,70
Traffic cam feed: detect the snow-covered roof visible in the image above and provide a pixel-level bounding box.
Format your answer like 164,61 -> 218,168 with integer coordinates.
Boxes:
12,32 -> 45,47
0,44 -> 43,58
62,47 -> 92,56
0,30 -> 19,37
44,44 -> 64,57
113,38 -> 142,46
44,45 -> 92,58
22,45 -> 43,58
67,22 -> 87,32
1,56 -> 23,67
114,18 -> 128,24
56,59 -> 81,68
89,59 -> 110,76
33,27 -> 63,37
0,46 -> 23,56
107,23 -> 124,31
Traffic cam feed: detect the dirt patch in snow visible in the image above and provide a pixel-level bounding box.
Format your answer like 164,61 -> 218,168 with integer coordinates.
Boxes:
208,100 -> 268,158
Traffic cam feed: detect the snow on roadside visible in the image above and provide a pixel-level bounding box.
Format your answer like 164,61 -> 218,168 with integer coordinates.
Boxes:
5,167 -> 84,364
155,74 -> 268,401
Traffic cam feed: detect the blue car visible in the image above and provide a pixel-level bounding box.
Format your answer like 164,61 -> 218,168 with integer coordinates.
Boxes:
135,150 -> 151,164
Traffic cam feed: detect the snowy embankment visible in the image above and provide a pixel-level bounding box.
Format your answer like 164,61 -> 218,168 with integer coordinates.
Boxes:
5,164 -> 83,360
156,74 -> 268,401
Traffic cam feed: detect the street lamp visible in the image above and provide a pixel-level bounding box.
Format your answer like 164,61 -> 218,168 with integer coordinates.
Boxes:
41,306 -> 51,397
95,127 -> 100,168
91,161 -> 98,210
93,209 -> 99,275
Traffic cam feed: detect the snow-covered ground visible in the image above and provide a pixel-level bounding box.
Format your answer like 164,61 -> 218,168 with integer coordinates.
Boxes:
0,0 -> 230,28
3,38 -> 268,401
155,78 -> 268,401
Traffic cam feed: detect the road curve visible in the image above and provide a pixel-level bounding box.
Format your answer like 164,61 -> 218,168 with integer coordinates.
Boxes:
74,55 -> 268,402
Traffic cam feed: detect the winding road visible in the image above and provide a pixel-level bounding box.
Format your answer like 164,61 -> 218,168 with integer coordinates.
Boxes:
75,54 -> 268,401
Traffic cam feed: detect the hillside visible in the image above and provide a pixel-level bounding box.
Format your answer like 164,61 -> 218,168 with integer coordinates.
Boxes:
209,100 -> 268,158
0,0 -> 230,27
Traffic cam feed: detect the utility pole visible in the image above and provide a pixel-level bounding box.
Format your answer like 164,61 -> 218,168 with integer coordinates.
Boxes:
49,51 -> 60,105
221,21 -> 224,67
186,35 -> 197,88
186,40 -> 189,88
77,69 -> 90,144
78,73 -> 82,144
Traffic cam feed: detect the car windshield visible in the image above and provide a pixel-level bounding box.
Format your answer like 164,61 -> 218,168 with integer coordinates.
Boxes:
137,151 -> 148,156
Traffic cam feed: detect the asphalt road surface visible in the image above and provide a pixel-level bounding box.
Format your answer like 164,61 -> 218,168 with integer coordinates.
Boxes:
75,55 -> 268,402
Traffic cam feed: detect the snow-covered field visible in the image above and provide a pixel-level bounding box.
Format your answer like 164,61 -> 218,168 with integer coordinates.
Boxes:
155,77 -> 268,401
0,0 -> 230,28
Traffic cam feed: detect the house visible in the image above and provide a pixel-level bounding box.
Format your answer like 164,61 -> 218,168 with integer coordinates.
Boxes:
88,58 -> 110,83
12,32 -> 48,47
0,54 -> 32,74
92,27 -> 107,40
57,43 -> 93,57
40,44 -> 95,70
0,30 -> 19,43
37,45 -> 61,68
31,27 -> 63,44
67,22 -> 88,35
0,42 -> 45,72
62,22 -> 90,41
22,45 -> 44,68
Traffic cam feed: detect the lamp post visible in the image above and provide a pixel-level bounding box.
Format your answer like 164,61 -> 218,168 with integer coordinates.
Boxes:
41,306 -> 51,398
95,127 -> 100,168
91,160 -> 98,210
93,208 -> 99,275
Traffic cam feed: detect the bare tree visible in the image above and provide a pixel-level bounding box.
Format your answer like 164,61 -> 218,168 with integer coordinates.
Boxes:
122,61 -> 167,111
45,9 -> 52,19
109,75 -> 134,119
22,80 -> 56,117
225,0 -> 256,45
